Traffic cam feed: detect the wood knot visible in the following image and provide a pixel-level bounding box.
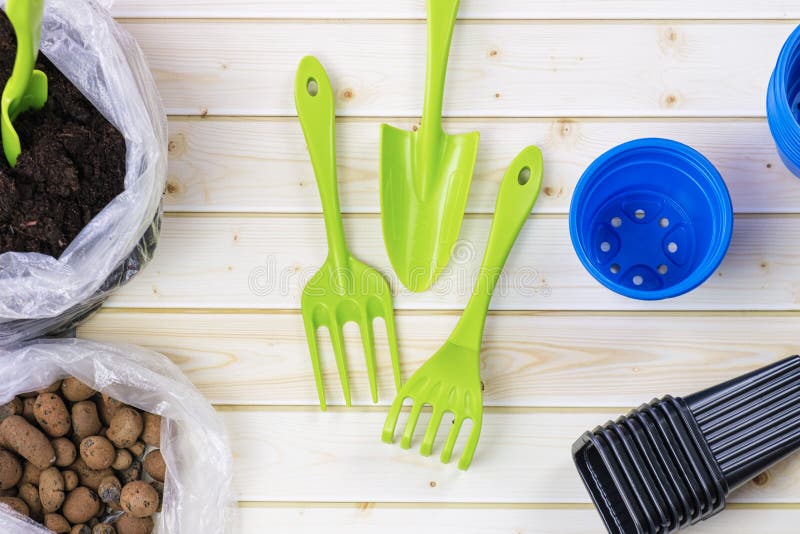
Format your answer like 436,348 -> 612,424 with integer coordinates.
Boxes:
753,472 -> 769,486
341,88 -> 354,100
165,180 -> 180,195
767,163 -> 773,169
495,92 -> 502,99
429,481 -> 437,488
167,133 -> 187,156
200,107 -> 209,118
661,93 -> 680,108
488,48 -> 499,57
543,187 -> 554,197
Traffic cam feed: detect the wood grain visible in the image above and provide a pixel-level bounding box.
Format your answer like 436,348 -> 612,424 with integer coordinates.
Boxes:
220,408 -> 800,504
236,505 -> 800,534
121,21 -> 793,117
105,214 -> 800,311
165,117 -> 799,214
79,310 -> 800,408
83,3 -> 800,524
112,0 -> 800,20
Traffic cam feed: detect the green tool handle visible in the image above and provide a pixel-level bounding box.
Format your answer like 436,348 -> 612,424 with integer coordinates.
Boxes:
295,56 -> 350,271
449,146 -> 544,351
420,0 -> 460,142
3,0 -> 45,119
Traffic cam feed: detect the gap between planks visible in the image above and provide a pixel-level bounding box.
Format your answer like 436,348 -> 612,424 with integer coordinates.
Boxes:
233,501 -> 800,510
90,307 -> 800,318
159,212 -> 800,219
116,18 -> 800,25
211,405 -> 626,414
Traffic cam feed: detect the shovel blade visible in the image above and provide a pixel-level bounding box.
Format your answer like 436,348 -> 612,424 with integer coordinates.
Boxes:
380,124 -> 479,293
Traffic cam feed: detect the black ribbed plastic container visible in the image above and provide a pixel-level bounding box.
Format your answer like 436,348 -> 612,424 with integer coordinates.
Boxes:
573,356 -> 800,534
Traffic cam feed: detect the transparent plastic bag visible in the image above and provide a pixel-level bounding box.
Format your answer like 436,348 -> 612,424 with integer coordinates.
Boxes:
0,338 -> 237,533
0,0 -> 167,344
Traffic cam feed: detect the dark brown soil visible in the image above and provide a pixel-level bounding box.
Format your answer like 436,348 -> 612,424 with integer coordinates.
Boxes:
0,12 -> 126,258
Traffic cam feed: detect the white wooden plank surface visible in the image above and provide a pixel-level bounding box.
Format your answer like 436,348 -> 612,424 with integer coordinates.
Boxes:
165,117 -> 800,214
221,408 -> 800,503
237,506 -> 800,534
84,3 -> 800,528
106,215 -> 800,311
79,311 -> 800,408
121,21 -> 793,117
111,1 -> 800,21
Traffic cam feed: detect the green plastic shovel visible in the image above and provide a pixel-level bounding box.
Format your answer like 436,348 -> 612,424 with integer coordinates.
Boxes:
382,146 -> 543,470
295,56 -> 401,411
1,0 -> 48,168
380,0 -> 479,293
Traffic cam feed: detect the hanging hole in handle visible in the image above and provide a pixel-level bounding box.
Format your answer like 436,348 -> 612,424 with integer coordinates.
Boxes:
307,78 -> 319,97
518,166 -> 532,185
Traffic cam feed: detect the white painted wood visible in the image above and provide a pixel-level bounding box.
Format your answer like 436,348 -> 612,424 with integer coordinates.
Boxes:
106,214 -> 800,311
112,0 -> 800,21
166,117 -> 799,214
221,408 -> 800,503
79,310 -> 800,408
237,505 -> 800,534
122,21 -> 793,117
81,3 -> 800,524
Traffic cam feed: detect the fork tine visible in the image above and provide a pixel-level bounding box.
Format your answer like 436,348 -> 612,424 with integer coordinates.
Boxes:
328,321 -> 352,407
383,310 -> 402,392
302,313 -> 327,411
401,401 -> 425,449
359,317 -> 379,404
458,414 -> 483,471
420,408 -> 445,457
440,416 -> 464,464
382,394 -> 406,444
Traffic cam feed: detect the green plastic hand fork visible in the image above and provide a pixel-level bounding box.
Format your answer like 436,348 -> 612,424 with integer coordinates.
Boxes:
1,0 -> 48,167
295,56 -> 401,411
382,146 -> 543,470
380,0 -> 479,293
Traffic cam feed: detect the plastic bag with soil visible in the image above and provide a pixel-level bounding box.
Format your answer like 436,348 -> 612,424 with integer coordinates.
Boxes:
0,338 -> 237,533
0,0 -> 167,344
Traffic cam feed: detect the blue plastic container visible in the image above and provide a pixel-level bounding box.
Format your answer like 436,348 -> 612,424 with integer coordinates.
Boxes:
569,138 -> 733,301
768,25 -> 800,177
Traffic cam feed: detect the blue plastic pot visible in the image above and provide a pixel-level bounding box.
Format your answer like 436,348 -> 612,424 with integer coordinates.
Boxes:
768,25 -> 800,177
569,138 -> 733,301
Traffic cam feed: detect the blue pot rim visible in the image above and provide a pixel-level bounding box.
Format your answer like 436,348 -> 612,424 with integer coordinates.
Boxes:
569,138 -> 734,301
768,25 -> 800,177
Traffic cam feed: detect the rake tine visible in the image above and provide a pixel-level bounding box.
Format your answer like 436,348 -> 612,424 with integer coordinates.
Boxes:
383,309 -> 402,392
440,416 -> 464,464
328,321 -> 352,407
420,408 -> 445,457
458,415 -> 483,471
382,395 -> 406,444
401,401 -> 425,449
360,317 -> 379,404
302,315 -> 327,411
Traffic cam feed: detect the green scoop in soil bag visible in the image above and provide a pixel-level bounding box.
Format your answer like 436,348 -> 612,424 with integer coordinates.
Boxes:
382,146 -> 543,470
1,0 -> 48,167
295,56 -> 401,411
380,0 -> 479,293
